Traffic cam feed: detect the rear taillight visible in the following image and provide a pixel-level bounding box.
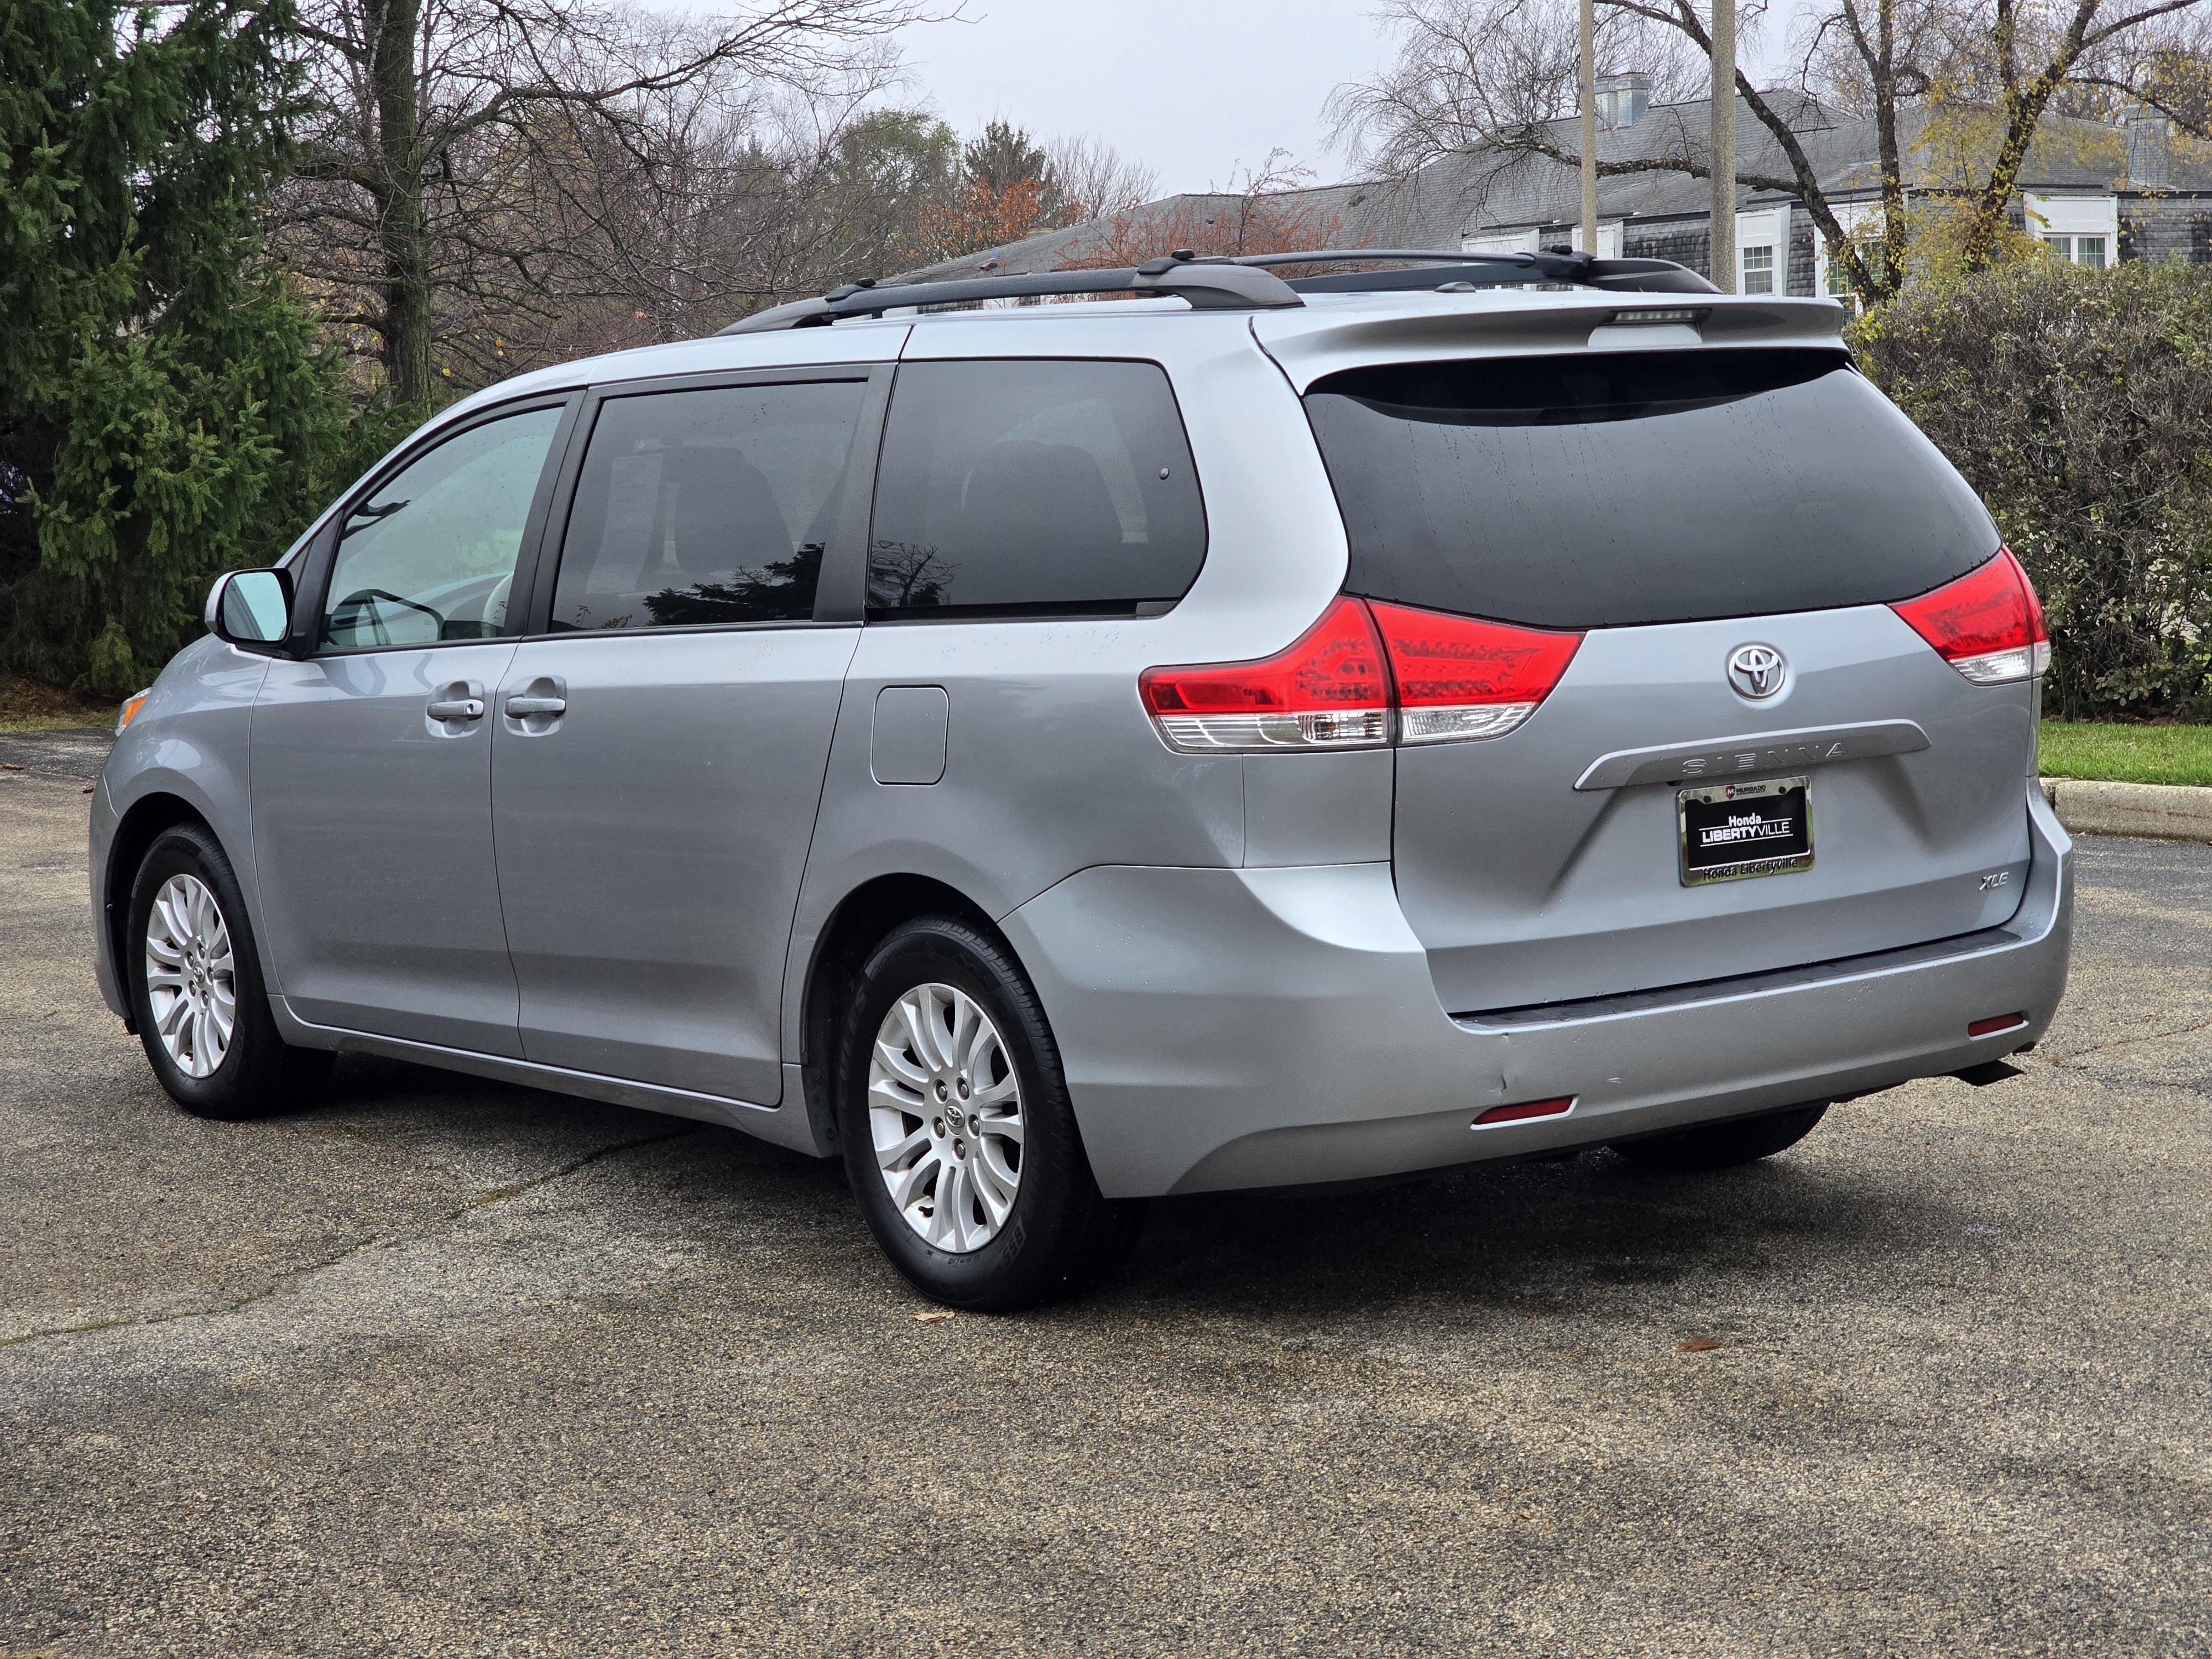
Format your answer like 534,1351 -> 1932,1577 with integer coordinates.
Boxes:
1890,549 -> 2050,685
1141,597 -> 1582,753
1139,595 -> 1390,751
1369,600 -> 1584,745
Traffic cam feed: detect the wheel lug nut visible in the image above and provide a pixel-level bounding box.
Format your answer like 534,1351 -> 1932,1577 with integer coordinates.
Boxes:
953,1139 -> 967,1159
933,1117 -> 946,1137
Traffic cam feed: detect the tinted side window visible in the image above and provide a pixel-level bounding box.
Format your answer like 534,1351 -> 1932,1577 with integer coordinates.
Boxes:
550,380 -> 864,633
321,405 -> 561,650
1304,349 -> 1999,630
867,359 -> 1206,618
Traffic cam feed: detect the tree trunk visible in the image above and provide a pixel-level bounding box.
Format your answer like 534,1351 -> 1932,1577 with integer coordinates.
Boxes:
1872,0 -> 1908,305
367,0 -> 432,405
1578,0 -> 1598,254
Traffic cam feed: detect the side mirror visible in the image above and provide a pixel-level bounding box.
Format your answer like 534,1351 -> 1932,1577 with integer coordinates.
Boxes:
205,568 -> 294,653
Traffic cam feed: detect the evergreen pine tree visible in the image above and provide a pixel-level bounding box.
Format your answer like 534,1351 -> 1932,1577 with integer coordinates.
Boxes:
0,0 -> 387,692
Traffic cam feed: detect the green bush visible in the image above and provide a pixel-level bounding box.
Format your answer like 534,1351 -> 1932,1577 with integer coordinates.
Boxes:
1854,261 -> 2212,721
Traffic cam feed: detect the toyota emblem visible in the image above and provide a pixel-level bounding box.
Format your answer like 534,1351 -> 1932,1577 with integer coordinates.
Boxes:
1727,644 -> 1787,699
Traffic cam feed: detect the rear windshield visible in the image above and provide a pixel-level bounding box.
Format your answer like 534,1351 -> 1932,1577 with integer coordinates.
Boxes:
1302,348 -> 1997,629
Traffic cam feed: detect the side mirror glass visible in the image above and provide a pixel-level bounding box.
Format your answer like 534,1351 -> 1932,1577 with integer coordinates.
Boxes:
206,568 -> 293,649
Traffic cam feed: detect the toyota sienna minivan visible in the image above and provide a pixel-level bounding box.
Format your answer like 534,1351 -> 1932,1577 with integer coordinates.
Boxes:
91,251 -> 2072,1308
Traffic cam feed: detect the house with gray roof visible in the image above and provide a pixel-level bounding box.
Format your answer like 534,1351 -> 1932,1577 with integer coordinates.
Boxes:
898,82 -> 2210,297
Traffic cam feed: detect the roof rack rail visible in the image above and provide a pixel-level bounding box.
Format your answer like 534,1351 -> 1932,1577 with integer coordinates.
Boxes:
717,259 -> 1302,335
714,245 -> 1719,335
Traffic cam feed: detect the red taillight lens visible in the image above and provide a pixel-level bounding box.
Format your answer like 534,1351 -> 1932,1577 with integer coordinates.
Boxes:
1368,600 -> 1584,744
1890,549 -> 2050,685
1140,595 -> 1390,751
1142,596 -> 1584,753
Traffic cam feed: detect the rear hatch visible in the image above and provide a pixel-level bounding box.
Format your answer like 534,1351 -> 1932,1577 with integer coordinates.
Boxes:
1296,341 -> 2038,1014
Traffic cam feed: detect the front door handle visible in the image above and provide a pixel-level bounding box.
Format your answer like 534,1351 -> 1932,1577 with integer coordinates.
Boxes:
504,695 -> 566,717
426,697 -> 485,721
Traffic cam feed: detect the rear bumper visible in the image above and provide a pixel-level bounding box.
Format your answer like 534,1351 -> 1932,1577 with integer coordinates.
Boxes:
1001,785 -> 2073,1198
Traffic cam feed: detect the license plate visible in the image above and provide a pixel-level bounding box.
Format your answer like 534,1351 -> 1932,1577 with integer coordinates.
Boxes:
1678,775 -> 1814,886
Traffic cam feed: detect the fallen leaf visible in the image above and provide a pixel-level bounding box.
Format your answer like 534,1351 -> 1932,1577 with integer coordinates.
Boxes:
81,786 -> 94,794
1676,1335 -> 1723,1353
912,1308 -> 957,1323
2,763 -> 22,771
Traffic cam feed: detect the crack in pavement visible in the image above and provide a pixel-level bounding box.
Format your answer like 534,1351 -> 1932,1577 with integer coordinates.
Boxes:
0,1125 -> 697,1352
2036,1014 -> 2212,1067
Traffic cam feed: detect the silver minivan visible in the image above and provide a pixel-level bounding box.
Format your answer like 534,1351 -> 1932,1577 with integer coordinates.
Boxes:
90,252 -> 2073,1308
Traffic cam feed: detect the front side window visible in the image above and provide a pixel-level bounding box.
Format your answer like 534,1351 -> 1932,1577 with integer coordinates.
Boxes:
550,380 -> 865,633
867,359 -> 1207,618
321,406 -> 562,651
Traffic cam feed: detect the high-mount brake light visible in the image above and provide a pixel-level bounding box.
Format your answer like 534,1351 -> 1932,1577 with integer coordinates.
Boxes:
1139,596 -> 1390,752
1891,549 -> 2049,685
1141,597 -> 1582,753
1368,601 -> 1584,744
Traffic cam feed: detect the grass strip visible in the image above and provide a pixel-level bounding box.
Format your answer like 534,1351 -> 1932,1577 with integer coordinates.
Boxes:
2039,722 -> 2212,789
0,671 -> 116,733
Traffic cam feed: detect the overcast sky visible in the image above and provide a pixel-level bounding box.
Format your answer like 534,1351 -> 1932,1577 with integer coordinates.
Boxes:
885,0 -> 1812,197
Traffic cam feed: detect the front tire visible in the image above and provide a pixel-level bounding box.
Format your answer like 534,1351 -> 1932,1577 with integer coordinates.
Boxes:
1609,1103 -> 1829,1172
836,916 -> 1144,1311
127,824 -> 331,1120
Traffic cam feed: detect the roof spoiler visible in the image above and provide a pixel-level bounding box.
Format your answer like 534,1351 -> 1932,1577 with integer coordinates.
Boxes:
1217,249 -> 1722,296
714,248 -> 1718,335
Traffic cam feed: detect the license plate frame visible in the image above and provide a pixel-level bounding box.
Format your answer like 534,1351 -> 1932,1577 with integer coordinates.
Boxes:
1677,775 -> 1815,886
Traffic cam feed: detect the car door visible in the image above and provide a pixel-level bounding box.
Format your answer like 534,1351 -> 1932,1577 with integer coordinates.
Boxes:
486,368 -> 884,1103
251,398 -> 575,1055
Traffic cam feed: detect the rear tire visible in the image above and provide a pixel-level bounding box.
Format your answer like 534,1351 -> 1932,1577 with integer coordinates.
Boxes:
1609,1103 -> 1829,1172
836,916 -> 1145,1311
127,825 -> 331,1121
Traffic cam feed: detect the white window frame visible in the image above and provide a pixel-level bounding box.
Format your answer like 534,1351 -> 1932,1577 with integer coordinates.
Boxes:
2023,194 -> 2119,268
1569,221 -> 1625,259
1735,206 -> 1790,295
1810,200 -> 1884,309
1462,228 -> 1542,256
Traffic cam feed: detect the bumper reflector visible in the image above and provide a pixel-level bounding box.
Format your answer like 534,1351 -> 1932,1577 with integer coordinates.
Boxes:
1473,1096 -> 1575,1128
1968,1013 -> 2028,1038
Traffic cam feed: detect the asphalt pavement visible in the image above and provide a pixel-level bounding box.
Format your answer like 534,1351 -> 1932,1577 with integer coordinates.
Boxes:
2,731 -> 2207,1658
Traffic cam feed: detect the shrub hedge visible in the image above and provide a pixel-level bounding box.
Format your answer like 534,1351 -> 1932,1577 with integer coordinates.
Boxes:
1854,260 -> 2212,721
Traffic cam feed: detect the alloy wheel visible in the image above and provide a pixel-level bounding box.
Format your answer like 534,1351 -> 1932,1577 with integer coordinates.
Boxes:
143,873 -> 236,1079
867,982 -> 1025,1253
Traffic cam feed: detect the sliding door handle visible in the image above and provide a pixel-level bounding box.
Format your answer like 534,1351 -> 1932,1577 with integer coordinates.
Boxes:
426,697 -> 485,721
504,695 -> 566,717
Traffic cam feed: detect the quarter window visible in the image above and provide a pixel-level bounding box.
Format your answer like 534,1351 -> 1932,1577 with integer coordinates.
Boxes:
866,359 -> 1206,618
320,406 -> 561,651
550,381 -> 865,633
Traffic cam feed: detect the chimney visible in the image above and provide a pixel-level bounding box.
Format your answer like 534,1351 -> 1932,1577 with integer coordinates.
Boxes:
2126,107 -> 2171,190
1595,72 -> 1652,131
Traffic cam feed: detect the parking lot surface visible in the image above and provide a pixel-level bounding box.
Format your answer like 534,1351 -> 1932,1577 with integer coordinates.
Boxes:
3,731 -> 2208,1658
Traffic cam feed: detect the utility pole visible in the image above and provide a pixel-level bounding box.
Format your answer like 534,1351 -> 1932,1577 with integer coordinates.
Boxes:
1709,0 -> 1736,291
1578,0 -> 1599,257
